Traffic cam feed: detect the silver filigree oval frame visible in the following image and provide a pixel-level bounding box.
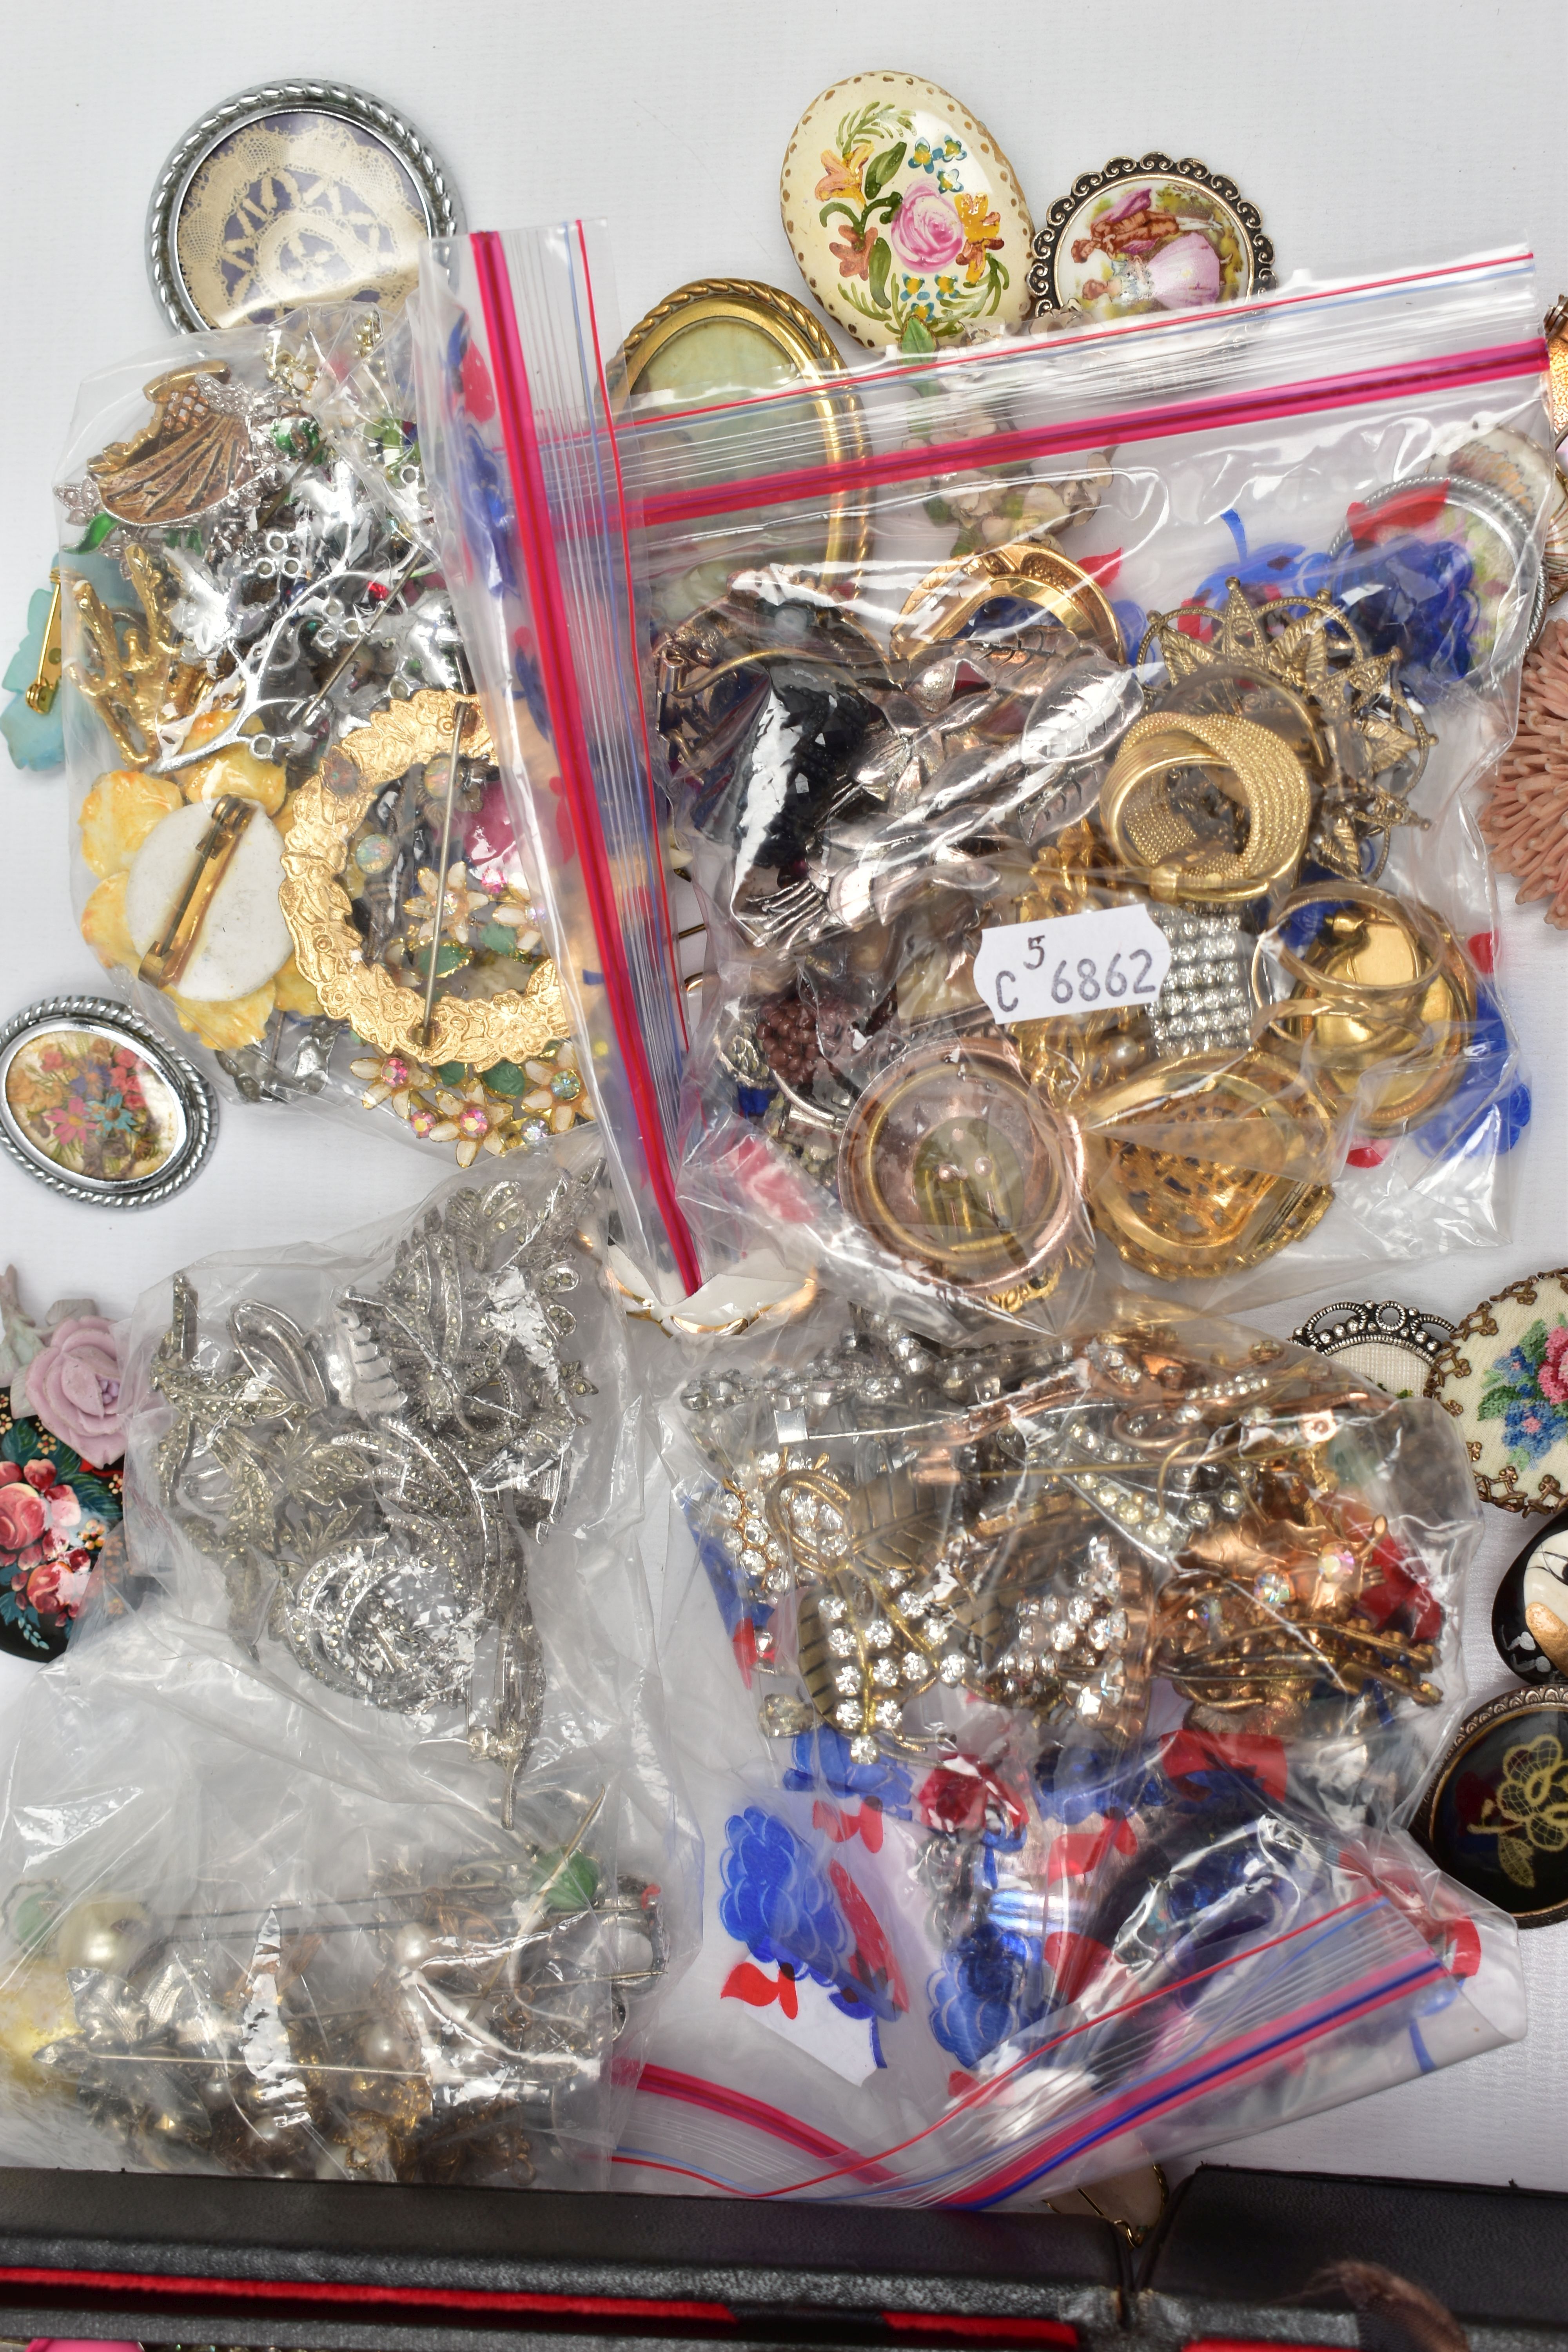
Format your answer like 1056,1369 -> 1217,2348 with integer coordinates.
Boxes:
1291,1298 -> 1455,1398
147,80 -> 464,334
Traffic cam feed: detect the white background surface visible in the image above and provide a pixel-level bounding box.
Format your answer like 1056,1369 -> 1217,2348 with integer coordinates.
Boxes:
4,0 -> 1568,2196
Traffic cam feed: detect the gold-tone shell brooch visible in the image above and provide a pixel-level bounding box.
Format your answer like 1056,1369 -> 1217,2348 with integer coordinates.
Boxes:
278,689 -> 567,1065
87,362 -> 273,528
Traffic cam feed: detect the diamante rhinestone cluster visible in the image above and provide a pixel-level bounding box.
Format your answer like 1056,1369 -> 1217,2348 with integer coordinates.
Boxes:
1147,906 -> 1254,1058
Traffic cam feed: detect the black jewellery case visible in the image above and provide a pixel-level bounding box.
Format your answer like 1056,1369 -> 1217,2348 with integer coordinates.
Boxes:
0,2162 -> 1566,2349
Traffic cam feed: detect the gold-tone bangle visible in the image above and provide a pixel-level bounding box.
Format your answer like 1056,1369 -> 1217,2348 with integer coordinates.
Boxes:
279,688 -> 567,1066
1255,883 -> 1476,1138
1099,710 -> 1314,903
837,1038 -> 1085,1303
1080,1049 -> 1335,1279
891,542 -> 1123,664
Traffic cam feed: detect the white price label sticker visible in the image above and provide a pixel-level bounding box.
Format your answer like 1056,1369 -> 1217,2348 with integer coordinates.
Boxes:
973,903 -> 1172,1025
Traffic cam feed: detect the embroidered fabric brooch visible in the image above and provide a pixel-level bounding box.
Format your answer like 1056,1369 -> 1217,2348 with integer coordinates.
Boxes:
1428,1269 -> 1568,1514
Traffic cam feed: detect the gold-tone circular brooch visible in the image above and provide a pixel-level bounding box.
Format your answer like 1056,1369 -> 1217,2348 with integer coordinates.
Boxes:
1138,581 -> 1433,883
1256,883 -> 1475,1138
1081,1049 -> 1335,1280
278,689 -> 567,1065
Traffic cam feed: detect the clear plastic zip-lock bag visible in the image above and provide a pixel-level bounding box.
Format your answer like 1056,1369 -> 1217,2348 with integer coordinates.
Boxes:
414,248 -> 1542,1336
55,305 -> 592,1179
584,249 -> 1546,1322
412,227 -> 699,1300
630,1283 -> 1523,2206
0,1153 -> 695,2189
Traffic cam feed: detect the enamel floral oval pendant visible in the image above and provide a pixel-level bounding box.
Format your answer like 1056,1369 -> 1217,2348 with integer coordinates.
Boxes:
780,73 -> 1034,350
0,996 -> 215,1207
